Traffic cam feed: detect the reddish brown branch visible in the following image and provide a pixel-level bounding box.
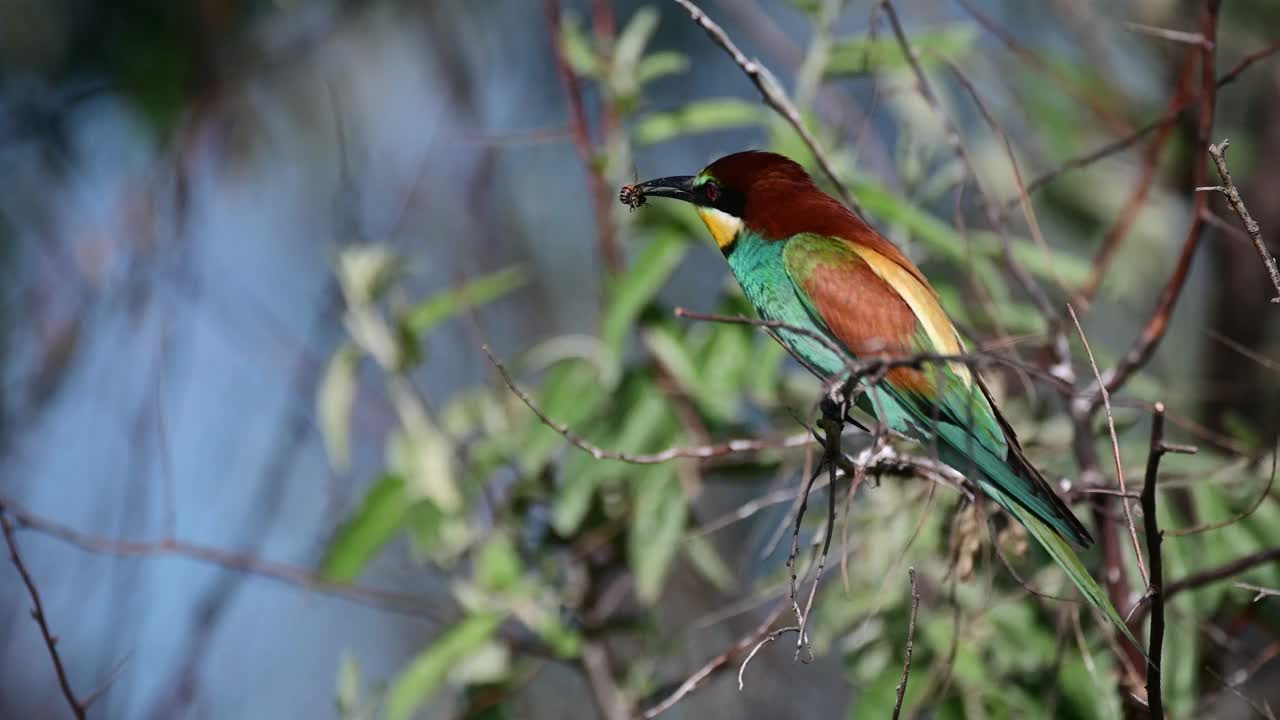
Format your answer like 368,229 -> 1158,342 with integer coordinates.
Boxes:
1218,41 -> 1280,87
1130,546 -> 1280,625
543,0 -> 621,272
1172,548 -> 1280,604
590,0 -> 619,140
1011,37 -> 1277,213
1089,0 -> 1221,404
956,0 -> 1133,135
1076,51 -> 1195,306
1,509 -> 87,720
1015,114 -> 1181,213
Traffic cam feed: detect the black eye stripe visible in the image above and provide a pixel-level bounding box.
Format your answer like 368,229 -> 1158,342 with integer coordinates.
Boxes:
716,188 -> 745,218
696,178 -> 745,217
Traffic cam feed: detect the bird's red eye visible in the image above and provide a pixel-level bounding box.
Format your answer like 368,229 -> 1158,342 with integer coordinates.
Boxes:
704,181 -> 719,203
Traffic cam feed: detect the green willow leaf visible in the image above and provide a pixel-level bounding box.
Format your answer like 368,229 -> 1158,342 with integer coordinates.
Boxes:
636,51 -> 689,86
684,534 -> 735,592
403,266 -> 524,336
630,466 -> 686,603
318,343 -> 359,472
601,230 -> 686,355
635,98 -> 762,145
321,474 -> 408,582
335,652 -> 361,718
475,534 -> 523,593
642,325 -> 738,422
827,25 -> 977,76
385,612 -> 505,720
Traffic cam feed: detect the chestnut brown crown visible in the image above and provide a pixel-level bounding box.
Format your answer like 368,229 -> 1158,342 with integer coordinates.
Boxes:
696,151 -> 872,242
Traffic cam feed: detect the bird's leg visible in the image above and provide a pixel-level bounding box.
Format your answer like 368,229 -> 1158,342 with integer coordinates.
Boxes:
791,391 -> 847,662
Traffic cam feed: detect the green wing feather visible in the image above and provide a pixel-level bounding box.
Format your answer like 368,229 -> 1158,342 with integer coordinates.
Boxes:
778,233 -> 1138,646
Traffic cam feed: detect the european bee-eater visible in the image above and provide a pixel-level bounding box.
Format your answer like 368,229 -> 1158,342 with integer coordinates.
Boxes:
629,150 -> 1132,639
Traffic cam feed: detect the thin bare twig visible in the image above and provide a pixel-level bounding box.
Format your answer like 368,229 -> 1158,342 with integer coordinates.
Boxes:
793,397 -> 848,663
1070,607 -> 1125,720
1122,21 -> 1210,48
1077,51 -> 1194,306
0,496 -> 454,624
956,0 -> 1132,134
483,344 -> 812,464
1168,547 -> 1280,598
1141,403 -> 1172,720
698,478 -> 824,539
640,602 -> 789,718
1219,40 -> 1280,87
708,0 -> 896,183
1236,582 -> 1280,603
1199,138 -> 1280,303
1204,665 -> 1279,720
669,0 -> 862,215
1165,443 -> 1272,538
941,56 -> 1071,302
882,0 -> 1063,359
738,626 -> 801,690
1070,305 -> 1148,584
582,641 -> 630,720
892,567 -> 920,720
839,439 -> 874,592
763,441 -> 818,560
674,308 -> 858,378
543,0 -> 621,272
1087,0 -> 1221,403
1208,328 -> 1280,374
1010,37 -> 1277,214
982,500 -> 1075,603
1,510 -> 86,719
81,652 -> 133,712
1015,113 -> 1178,213
1130,546 -> 1280,625
788,459 -> 825,663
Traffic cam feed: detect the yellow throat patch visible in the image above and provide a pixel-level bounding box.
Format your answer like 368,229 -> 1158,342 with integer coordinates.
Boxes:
696,207 -> 743,250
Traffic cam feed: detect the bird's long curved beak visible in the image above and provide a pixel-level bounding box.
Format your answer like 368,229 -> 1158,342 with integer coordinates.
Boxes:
636,175 -> 697,203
